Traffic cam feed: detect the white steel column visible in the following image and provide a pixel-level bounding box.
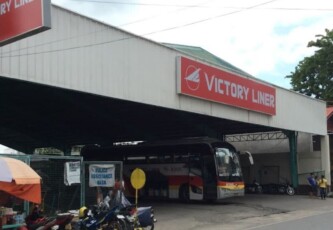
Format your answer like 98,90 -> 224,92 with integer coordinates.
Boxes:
321,135 -> 331,187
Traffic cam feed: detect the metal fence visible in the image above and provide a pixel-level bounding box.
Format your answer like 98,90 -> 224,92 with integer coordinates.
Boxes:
1,155 -> 123,217
0,154 -> 83,216
82,161 -> 123,208
30,155 -> 83,215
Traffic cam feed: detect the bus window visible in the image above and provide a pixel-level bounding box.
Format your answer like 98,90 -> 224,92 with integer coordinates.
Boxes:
158,155 -> 172,163
148,155 -> 158,163
189,153 -> 202,176
126,156 -> 146,164
174,154 -> 188,163
215,148 -> 242,181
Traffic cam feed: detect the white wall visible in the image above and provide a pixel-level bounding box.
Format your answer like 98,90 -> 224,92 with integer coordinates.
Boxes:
234,132 -> 325,185
0,5 -> 327,136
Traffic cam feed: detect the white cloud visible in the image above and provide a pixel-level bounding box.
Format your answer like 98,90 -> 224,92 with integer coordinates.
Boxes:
52,0 -> 333,88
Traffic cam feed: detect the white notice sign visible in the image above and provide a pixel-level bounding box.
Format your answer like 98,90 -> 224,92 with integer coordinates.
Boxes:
89,164 -> 115,187
64,161 -> 81,186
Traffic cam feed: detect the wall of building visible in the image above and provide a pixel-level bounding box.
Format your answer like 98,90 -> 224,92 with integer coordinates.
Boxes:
0,5 -> 327,137
234,132 -> 324,185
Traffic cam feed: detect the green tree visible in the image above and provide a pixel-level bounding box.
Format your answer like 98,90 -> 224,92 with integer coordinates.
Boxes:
286,29 -> 333,105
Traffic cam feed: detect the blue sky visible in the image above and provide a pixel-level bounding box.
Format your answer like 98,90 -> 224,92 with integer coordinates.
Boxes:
51,0 -> 333,90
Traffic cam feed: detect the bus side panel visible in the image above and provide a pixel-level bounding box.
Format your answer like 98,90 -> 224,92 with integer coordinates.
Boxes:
169,175 -> 188,199
124,163 -> 189,199
217,181 -> 245,198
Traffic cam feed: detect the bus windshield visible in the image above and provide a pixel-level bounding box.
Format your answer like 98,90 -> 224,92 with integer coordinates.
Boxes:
215,147 -> 243,181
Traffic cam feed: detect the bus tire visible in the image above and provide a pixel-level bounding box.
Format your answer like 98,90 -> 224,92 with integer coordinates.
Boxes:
179,184 -> 189,202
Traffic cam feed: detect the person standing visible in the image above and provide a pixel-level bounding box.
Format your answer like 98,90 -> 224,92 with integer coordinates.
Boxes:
314,175 -> 320,197
317,175 -> 328,200
307,173 -> 317,198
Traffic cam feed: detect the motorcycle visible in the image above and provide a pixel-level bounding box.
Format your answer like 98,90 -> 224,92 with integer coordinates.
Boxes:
78,204 -> 127,230
261,181 -> 295,196
245,180 -> 263,194
111,190 -> 156,230
26,205 -> 74,230
38,213 -> 74,230
117,204 -> 155,230
277,181 -> 295,196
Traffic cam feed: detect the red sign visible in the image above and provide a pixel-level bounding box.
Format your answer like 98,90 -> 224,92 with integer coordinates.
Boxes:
0,0 -> 51,46
177,56 -> 276,115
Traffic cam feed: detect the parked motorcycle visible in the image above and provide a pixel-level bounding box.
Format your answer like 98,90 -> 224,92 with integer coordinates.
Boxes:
118,204 -> 155,230
245,180 -> 263,194
38,213 -> 73,230
277,181 -> 295,196
26,205 -> 74,230
261,181 -> 295,196
112,191 -> 156,230
78,205 -> 126,230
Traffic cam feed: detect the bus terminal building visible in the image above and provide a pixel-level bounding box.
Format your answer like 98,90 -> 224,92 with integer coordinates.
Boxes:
0,4 -> 329,192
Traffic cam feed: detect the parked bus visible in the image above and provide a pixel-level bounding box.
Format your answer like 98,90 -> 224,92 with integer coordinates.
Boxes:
81,137 -> 253,202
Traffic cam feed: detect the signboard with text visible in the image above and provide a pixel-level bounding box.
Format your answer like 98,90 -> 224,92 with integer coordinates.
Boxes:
177,56 -> 276,115
0,0 -> 51,46
89,164 -> 115,187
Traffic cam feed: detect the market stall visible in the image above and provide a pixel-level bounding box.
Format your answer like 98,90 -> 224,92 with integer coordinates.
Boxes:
0,157 -> 41,229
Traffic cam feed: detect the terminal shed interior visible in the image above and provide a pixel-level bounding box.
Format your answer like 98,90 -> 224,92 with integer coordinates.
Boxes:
0,3 -> 331,193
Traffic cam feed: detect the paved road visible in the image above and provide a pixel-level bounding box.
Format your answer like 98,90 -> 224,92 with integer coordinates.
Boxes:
252,210 -> 333,230
147,194 -> 333,229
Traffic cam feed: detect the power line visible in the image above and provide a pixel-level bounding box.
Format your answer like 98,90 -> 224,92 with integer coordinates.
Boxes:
0,0 -> 325,58
1,0 -> 276,58
143,0 -> 279,36
69,0 -> 333,11
0,0 -> 212,55
118,0 -> 214,27
70,0 -> 210,8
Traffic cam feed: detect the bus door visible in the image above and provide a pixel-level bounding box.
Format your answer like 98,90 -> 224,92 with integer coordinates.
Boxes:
188,153 -> 204,200
202,155 -> 218,200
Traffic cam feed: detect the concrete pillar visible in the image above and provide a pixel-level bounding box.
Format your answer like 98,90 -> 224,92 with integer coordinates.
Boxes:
321,135 -> 331,188
287,131 -> 298,187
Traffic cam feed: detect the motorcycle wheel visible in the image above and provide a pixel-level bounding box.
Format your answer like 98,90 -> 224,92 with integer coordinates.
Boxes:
105,220 -> 123,230
142,223 -> 154,230
278,186 -> 286,194
119,219 -> 129,230
255,186 -> 263,194
286,186 -> 295,196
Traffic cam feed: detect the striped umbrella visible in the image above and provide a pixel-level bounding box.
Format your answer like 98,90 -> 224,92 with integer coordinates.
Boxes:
0,157 -> 41,204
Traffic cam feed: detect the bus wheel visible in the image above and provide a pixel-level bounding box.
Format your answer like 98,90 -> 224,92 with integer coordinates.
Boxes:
179,184 -> 189,202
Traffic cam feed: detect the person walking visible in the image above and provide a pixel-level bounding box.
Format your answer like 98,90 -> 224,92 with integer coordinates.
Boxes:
307,173 -> 317,198
317,175 -> 328,200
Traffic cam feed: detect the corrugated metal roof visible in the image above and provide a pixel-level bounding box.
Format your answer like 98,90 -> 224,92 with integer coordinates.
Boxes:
162,43 -> 251,78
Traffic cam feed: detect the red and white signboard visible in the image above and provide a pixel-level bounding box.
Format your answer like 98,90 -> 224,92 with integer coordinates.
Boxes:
177,56 -> 276,115
0,0 -> 51,46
